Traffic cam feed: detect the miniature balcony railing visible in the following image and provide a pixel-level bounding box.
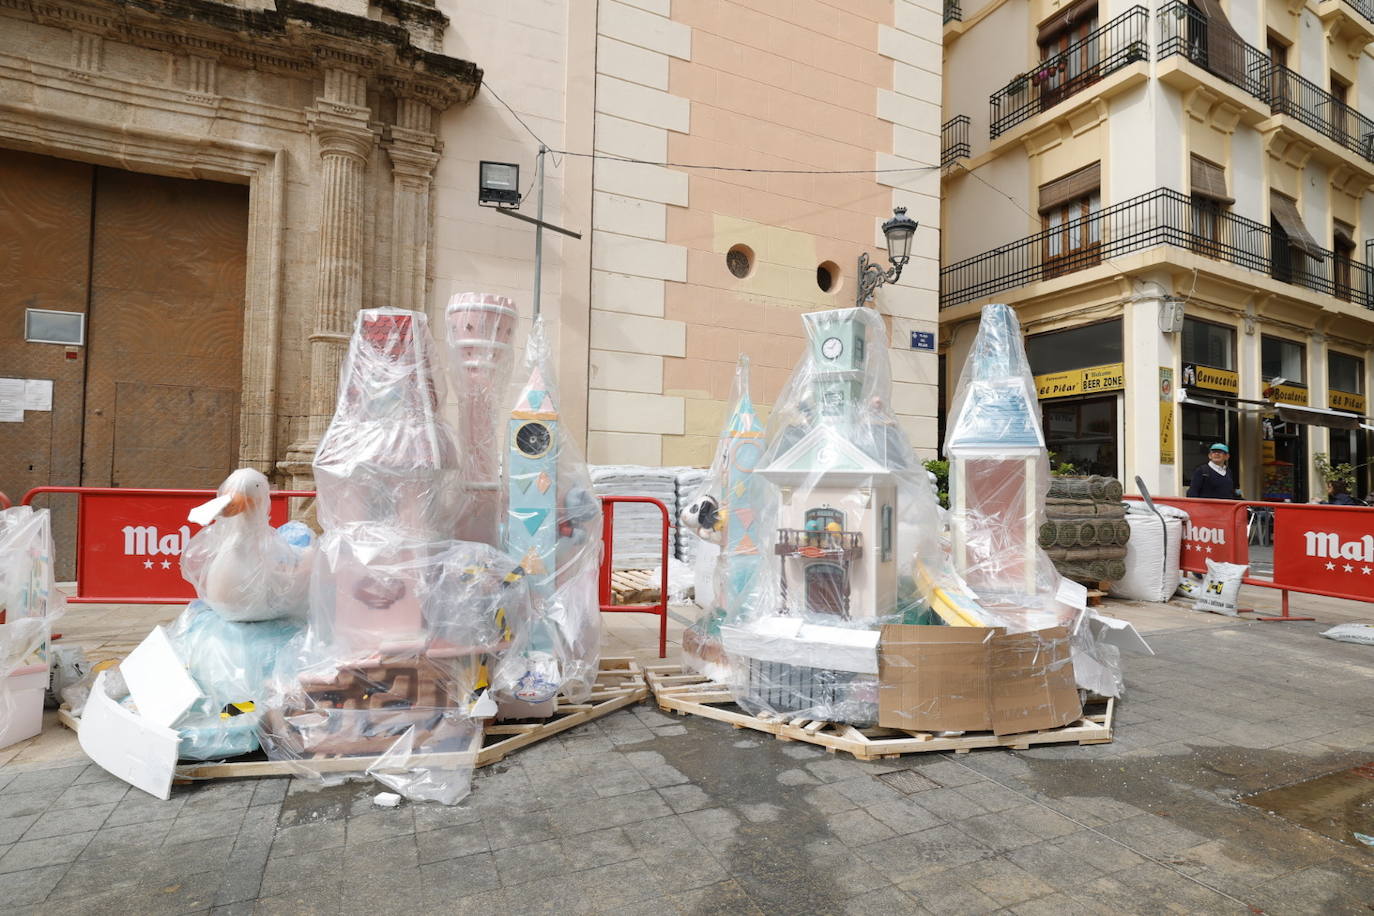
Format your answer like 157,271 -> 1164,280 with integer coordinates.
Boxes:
939,187 -> 1374,309
941,115 -> 971,169
989,7 -> 1150,139
775,528 -> 863,560
1158,2 -> 1374,167
944,0 -> 961,23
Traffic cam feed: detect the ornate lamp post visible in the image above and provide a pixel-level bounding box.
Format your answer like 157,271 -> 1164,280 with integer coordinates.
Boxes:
855,206 -> 919,307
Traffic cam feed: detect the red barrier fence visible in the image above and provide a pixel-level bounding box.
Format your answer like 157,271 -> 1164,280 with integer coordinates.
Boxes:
20,486 -> 311,604
598,496 -> 672,659
1126,495 -> 1374,620
19,487 -> 677,657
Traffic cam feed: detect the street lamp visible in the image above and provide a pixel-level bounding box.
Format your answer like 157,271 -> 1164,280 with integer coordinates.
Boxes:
856,206 -> 919,306
478,161 -> 521,208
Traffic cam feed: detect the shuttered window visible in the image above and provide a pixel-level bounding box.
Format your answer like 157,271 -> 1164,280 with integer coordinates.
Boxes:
1038,162 -> 1101,213
1190,156 -> 1233,203
1269,193 -> 1325,258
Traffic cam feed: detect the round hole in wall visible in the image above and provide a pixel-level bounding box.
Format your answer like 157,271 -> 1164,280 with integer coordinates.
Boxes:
726,244 -> 754,279
817,261 -> 840,293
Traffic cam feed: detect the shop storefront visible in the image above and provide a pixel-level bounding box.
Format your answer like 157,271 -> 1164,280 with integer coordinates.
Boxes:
1328,350 -> 1369,501
1026,320 -> 1122,477
1261,335 -> 1309,503
1180,317 -> 1240,491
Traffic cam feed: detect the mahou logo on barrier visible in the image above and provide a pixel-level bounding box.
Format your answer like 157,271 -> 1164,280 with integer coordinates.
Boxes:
1175,502 -> 1241,571
1275,507 -> 1374,600
79,491 -> 289,600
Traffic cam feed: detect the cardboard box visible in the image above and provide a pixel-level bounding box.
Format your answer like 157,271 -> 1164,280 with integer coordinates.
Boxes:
877,625 -> 1081,735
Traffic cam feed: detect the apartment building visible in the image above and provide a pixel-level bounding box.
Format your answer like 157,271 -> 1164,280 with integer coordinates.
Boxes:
940,0 -> 1374,501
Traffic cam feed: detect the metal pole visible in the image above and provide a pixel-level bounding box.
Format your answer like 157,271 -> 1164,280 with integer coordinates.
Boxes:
533,144 -> 546,318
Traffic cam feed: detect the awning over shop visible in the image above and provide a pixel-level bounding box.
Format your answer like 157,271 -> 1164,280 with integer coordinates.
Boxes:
1181,389 -> 1374,431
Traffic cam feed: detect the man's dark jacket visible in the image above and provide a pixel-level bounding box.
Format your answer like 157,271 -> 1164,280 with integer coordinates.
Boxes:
1187,463 -> 1239,499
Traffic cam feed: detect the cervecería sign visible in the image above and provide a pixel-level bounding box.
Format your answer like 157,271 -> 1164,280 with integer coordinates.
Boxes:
1034,363 -> 1124,400
1181,363 -> 1238,394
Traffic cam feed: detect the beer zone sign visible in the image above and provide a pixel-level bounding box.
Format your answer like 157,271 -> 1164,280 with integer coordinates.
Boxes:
78,490 -> 291,601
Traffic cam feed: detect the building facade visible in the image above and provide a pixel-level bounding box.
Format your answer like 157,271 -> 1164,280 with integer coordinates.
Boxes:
0,0 -> 944,573
940,0 -> 1374,502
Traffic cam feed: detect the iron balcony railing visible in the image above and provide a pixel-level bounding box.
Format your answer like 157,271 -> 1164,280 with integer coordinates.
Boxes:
941,115 -> 971,169
1158,2 -> 1374,166
944,0 -> 961,23
989,6 -> 1150,139
939,187 -> 1374,309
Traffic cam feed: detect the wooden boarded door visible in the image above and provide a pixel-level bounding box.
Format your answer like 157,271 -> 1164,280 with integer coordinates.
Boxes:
0,149 -> 248,577
0,150 -> 94,576
81,168 -> 248,490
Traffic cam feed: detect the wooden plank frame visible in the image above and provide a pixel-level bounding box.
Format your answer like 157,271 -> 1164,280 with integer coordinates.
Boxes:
646,665 -> 1113,761
59,657 -> 649,780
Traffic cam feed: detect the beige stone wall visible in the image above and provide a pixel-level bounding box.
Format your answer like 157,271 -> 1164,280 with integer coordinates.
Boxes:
583,0 -> 943,469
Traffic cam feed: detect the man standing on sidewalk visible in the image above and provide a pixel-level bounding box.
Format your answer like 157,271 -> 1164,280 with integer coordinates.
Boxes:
1187,443 -> 1241,499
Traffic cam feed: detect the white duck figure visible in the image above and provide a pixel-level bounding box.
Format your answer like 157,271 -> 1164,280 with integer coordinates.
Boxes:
181,468 -> 314,622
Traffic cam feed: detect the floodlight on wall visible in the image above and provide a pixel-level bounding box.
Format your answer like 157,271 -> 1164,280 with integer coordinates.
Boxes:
856,207 -> 920,307
478,161 -> 521,208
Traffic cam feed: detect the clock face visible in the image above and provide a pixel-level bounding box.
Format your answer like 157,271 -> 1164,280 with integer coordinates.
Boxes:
515,421 -> 552,458
821,336 -> 843,360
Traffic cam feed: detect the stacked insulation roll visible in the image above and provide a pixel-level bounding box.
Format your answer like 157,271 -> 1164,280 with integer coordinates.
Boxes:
1039,475 -> 1130,584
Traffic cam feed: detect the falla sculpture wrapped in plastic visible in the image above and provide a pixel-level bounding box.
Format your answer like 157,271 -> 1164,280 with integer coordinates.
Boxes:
0,506 -> 65,750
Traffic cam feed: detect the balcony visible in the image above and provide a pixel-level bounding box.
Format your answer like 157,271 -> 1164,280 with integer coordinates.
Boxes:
989,6 -> 1150,139
939,187 -> 1374,309
776,528 -> 863,561
1158,2 -> 1374,168
941,115 -> 970,170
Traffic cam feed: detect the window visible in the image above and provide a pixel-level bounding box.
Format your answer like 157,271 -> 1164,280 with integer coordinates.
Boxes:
1329,351 -> 1364,395
1261,335 -> 1305,384
1330,73 -> 1351,146
1026,318 -> 1123,375
1036,0 -> 1099,111
1334,220 -> 1356,301
804,563 -> 848,618
1269,192 -> 1324,288
1039,163 -> 1102,277
1267,33 -> 1289,111
1182,318 -> 1235,370
804,507 -> 845,540
1189,156 -> 1233,257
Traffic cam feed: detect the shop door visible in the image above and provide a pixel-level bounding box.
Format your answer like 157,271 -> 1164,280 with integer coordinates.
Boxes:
0,150 -> 248,576
1262,419 -> 1308,502
1180,403 -> 1239,493
1041,395 -> 1118,477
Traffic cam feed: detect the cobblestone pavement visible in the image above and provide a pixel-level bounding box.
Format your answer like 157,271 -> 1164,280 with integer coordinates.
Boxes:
2,614 -> 1373,915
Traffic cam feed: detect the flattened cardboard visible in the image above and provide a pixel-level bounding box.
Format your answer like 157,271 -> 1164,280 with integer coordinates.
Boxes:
879,625 -> 997,732
877,624 -> 1082,735
989,627 -> 1081,735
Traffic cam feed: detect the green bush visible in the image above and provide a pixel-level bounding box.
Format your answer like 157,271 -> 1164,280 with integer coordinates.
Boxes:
923,459 -> 949,508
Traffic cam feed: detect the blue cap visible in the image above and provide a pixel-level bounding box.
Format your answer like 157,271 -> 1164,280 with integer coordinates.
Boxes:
1209,443 -> 1229,453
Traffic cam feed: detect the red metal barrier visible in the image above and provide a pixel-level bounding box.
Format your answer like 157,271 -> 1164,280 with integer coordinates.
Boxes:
598,496 -> 671,659
0,491 -> 10,509
1126,495 -> 1374,620
20,486 -> 313,604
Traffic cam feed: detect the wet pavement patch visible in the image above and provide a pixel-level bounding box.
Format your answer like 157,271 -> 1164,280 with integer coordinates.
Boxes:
1241,762 -> 1374,851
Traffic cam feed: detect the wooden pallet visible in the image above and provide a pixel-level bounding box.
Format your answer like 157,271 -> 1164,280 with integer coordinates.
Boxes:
609,568 -> 662,606
59,657 -> 648,780
645,665 -> 1113,761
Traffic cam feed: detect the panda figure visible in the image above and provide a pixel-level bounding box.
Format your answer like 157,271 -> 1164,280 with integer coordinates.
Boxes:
679,494 -> 723,544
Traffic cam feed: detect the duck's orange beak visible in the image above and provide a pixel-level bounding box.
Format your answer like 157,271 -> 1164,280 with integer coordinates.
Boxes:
219,490 -> 251,517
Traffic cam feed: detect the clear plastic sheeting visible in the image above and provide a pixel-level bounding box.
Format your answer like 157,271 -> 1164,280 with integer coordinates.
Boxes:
155,601 -> 302,760
0,507 -> 64,748
713,308 -> 943,726
941,303 -> 1077,634
495,316 -> 602,711
445,292 -> 517,547
181,468 -> 314,622
678,356 -> 767,683
261,307 -> 502,804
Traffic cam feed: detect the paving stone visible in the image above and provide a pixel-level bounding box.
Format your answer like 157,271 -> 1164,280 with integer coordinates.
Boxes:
416,824 -> 489,865
418,850 -> 501,896
841,884 -> 927,915
0,788 -> 63,819
669,878 -> 767,916
1095,813 -> 1210,859
855,824 -> 995,884
0,829 -> 94,873
259,847 -> 346,897
0,765 -> 85,796
657,782 -> 712,814
252,883 -> 344,915
21,801 -> 115,840
346,809 -> 417,845
482,809 -> 557,850
79,819 -> 174,860
141,837 -> 231,888
49,852 -> 152,899
0,814 -> 38,845
104,791 -> 186,827
0,864 -> 68,906
946,855 -> 1057,906
250,778 -> 290,807
164,806 -> 247,845
180,780 -> 258,813
270,819 -> 345,858
546,788 -> 671,835
625,813 -> 729,894
826,807 -> 898,846
49,780 -> 129,811
867,797 -> 944,836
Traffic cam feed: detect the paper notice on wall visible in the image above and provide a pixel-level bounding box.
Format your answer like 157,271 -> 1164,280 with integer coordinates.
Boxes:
0,378 -> 24,422
24,379 -> 52,412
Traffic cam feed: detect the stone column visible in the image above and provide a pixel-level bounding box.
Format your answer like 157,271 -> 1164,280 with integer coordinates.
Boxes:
386,97 -> 441,313
282,68 -> 374,486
